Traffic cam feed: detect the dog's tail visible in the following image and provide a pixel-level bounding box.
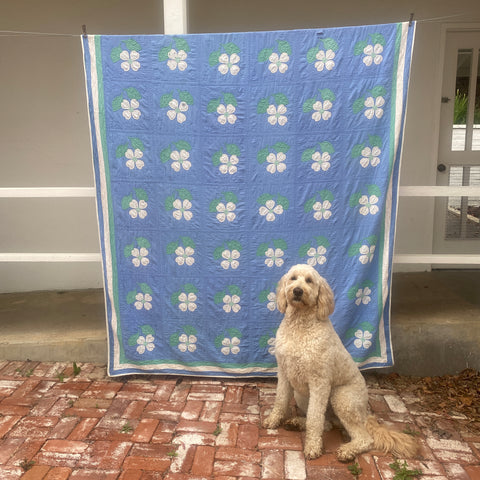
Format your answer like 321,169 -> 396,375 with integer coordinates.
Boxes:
366,416 -> 419,458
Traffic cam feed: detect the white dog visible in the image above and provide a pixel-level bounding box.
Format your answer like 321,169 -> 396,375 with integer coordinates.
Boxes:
263,264 -> 418,461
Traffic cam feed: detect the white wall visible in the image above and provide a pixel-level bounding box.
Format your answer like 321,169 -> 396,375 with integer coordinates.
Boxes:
1,0 -> 479,292
0,0 -> 164,292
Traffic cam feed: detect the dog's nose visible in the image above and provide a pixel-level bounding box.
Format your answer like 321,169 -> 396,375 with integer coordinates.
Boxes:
293,287 -> 303,297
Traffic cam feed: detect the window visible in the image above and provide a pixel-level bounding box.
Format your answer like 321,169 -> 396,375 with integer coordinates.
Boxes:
451,48 -> 480,151
446,166 -> 480,239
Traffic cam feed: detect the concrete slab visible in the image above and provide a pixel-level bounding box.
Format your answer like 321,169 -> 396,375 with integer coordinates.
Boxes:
0,289 -> 107,364
0,271 -> 478,375
388,271 -> 480,376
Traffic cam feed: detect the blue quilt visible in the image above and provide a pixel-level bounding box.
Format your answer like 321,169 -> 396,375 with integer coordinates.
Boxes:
82,23 -> 415,377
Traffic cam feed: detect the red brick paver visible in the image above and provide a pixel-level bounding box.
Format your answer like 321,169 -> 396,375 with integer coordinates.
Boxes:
0,361 -> 478,479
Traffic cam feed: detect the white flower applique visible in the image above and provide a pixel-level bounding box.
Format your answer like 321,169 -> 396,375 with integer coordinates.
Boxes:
124,237 -> 151,267
158,37 -> 190,71
259,330 -> 277,356
127,325 -> 156,355
301,142 -> 335,173
350,185 -> 381,217
354,33 -> 385,67
169,326 -> 198,353
209,43 -> 241,75
258,94 -> 289,126
165,189 -> 193,221
166,237 -> 195,266
112,88 -> 142,121
110,39 -> 142,72
257,240 -> 287,268
258,40 -> 292,74
304,190 -> 334,222
355,287 -> 372,305
257,194 -> 289,222
171,284 -> 198,312
160,92 -> 194,124
306,37 -> 338,72
116,138 -> 146,171
160,141 -> 192,172
178,333 -> 197,352
214,286 -> 242,314
208,94 -> 238,125
354,330 -> 373,349
351,136 -> 383,169
352,86 -> 387,120
209,192 -> 238,224
212,145 -> 241,175
299,236 -> 329,266
215,329 -> 242,355
122,189 -> 148,220
303,89 -> 335,123
347,282 -> 374,306
126,284 -> 153,311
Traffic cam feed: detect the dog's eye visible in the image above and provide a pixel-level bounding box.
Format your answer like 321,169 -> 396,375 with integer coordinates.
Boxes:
291,275 -> 297,281
306,277 -> 313,283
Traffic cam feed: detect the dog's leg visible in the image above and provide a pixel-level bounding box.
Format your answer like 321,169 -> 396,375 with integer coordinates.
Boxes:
303,383 -> 331,459
284,393 -> 333,432
284,391 -> 308,431
330,383 -> 373,462
263,368 -> 293,429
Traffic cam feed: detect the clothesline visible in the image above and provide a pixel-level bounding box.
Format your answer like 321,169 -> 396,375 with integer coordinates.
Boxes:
0,13 -> 467,38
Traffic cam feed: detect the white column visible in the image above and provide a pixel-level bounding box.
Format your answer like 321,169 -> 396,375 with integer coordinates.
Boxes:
163,0 -> 188,35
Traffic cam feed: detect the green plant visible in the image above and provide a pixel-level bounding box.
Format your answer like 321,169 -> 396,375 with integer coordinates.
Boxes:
403,425 -> 420,437
454,90 -> 468,125
348,462 -> 362,478
167,450 -> 178,458
389,459 -> 422,479
453,89 -> 480,125
19,459 -> 35,471
121,422 -> 133,433
213,424 -> 222,436
73,362 -> 81,376
56,371 -> 65,382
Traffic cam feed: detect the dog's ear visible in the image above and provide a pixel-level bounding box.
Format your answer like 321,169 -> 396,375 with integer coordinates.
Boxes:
276,275 -> 287,314
316,277 -> 335,320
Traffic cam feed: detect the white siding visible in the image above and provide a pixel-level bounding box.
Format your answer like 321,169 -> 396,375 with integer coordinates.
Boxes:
1,0 -> 480,291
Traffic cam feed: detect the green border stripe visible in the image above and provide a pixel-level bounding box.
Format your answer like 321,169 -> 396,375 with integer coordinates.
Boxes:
376,23 -> 403,343
93,36 -> 124,360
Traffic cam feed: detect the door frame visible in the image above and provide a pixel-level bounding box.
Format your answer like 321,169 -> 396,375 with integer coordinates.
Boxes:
432,24 -> 480,267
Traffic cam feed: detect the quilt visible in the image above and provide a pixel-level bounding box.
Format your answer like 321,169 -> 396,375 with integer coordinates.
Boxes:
82,22 -> 415,377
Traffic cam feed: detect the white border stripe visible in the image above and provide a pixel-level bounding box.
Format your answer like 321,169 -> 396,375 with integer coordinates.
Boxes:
379,22 -> 408,366
85,36 -> 120,374
109,362 -> 278,377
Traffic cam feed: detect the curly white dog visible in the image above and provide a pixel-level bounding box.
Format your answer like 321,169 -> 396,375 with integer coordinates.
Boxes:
263,264 -> 418,461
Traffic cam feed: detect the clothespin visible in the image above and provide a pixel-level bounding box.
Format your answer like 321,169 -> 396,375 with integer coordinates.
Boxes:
82,24 -> 87,38
409,13 -> 414,27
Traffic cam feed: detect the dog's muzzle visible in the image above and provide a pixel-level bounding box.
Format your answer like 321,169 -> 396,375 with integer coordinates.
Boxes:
293,287 -> 303,301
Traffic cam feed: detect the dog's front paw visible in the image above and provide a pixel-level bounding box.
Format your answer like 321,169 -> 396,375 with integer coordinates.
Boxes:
263,414 -> 282,430
335,445 -> 356,463
304,439 -> 323,460
284,416 -> 306,431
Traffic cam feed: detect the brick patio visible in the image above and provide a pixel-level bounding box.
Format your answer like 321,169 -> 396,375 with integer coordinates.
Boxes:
0,360 -> 479,479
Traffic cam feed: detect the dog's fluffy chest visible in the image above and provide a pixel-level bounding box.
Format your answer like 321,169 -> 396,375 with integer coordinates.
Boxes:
275,321 -> 330,390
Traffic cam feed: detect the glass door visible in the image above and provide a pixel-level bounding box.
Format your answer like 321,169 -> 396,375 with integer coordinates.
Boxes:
434,31 -> 480,263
